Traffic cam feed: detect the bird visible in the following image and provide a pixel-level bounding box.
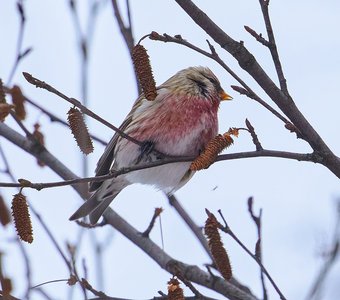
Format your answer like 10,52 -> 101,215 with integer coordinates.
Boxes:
69,66 -> 232,224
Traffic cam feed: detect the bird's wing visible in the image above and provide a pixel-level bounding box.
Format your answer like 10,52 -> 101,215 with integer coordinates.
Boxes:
89,88 -> 167,192
89,115 -> 132,192
89,91 -> 148,192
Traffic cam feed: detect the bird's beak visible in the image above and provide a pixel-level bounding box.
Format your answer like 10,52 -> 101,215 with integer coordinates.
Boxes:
220,90 -> 233,101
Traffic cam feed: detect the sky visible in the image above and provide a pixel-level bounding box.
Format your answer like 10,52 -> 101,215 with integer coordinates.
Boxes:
1,0 -> 340,299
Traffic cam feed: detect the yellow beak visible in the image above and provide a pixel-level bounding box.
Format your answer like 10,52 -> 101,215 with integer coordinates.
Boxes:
220,90 -> 233,101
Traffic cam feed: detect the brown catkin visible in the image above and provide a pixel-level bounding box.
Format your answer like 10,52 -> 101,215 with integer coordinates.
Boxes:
205,213 -> 232,280
33,123 -> 46,167
67,107 -> 94,155
0,78 -> 6,103
0,103 -> 15,122
0,277 -> 13,296
0,195 -> 11,226
11,192 -> 33,243
167,278 -> 184,300
10,85 -> 26,120
132,44 -> 157,101
190,133 -> 234,171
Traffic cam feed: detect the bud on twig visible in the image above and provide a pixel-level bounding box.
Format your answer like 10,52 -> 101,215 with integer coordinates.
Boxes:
67,107 -> 94,155
11,192 -> 33,243
132,44 -> 157,101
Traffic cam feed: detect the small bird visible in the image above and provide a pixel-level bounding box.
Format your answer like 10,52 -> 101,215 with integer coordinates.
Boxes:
69,66 -> 232,224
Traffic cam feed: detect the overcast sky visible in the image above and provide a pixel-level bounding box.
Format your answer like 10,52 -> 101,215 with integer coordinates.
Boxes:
1,1 -> 340,299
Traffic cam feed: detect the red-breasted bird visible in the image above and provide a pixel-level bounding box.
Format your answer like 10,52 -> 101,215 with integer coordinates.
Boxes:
69,66 -> 232,224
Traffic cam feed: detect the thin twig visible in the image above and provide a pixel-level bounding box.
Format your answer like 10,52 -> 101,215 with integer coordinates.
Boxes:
0,149 -> 317,190
23,95 -> 106,145
307,201 -> 340,299
167,194 -> 213,261
244,25 -> 270,47
142,207 -> 163,237
29,205 -> 73,272
22,72 -> 143,147
258,0 -> 289,94
247,197 -> 267,300
217,209 -> 286,300
7,1 -> 31,85
111,0 -> 140,94
245,119 -> 263,151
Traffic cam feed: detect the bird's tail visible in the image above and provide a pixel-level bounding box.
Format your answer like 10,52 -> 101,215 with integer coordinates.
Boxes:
69,179 -> 127,224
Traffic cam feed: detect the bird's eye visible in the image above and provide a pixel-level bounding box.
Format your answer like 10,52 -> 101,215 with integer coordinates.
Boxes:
205,76 -> 221,91
188,77 -> 209,97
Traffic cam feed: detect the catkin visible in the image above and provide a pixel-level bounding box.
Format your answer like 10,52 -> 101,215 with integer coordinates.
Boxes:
0,277 -> 13,296
11,192 -> 33,243
205,213 -> 232,280
190,130 -> 236,171
0,103 -> 15,122
11,85 -> 26,120
0,195 -> 11,226
33,123 -> 46,167
167,278 -> 184,300
132,44 -> 157,101
67,107 -> 94,155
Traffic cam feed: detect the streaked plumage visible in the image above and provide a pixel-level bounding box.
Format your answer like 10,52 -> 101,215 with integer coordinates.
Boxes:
70,66 -> 232,224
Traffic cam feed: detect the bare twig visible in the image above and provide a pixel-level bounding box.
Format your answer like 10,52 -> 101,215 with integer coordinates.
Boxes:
111,0 -> 140,94
80,278 -> 107,298
7,1 -> 32,85
22,95 -> 106,146
22,72 -> 143,147
142,207 -> 163,237
244,26 -> 269,47
258,0 -> 288,94
167,194 -> 213,261
307,201 -> 340,299
0,147 -> 318,190
247,198 -> 267,300
217,209 -> 286,300
29,205 -> 72,272
245,119 -> 263,151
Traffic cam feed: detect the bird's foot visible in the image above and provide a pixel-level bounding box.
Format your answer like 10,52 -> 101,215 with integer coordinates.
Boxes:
135,140 -> 155,164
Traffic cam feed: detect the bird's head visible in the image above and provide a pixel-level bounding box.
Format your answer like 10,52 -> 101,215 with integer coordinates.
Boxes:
163,66 -> 232,103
